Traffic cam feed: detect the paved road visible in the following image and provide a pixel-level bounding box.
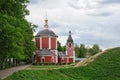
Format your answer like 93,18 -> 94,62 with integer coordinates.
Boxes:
0,65 -> 30,80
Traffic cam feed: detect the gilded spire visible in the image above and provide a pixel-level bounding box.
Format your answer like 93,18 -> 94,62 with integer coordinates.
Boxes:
44,17 -> 48,25
44,13 -> 48,29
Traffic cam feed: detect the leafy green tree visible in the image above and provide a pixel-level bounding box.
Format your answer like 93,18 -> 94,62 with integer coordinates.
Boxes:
57,41 -> 66,52
0,14 -> 26,69
0,0 -> 36,68
61,46 -> 66,52
91,44 -> 101,55
0,0 -> 29,18
0,14 -> 25,60
57,41 -> 62,51
88,48 -> 93,56
75,44 -> 80,57
79,44 -> 86,58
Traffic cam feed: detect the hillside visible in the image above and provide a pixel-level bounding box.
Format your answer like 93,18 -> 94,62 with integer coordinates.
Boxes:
5,47 -> 120,80
75,48 -> 112,67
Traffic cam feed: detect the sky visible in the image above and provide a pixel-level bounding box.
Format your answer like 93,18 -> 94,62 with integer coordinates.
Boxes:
26,0 -> 120,49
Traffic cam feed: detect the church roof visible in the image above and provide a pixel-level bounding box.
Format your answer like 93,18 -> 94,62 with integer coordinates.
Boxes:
35,49 -> 56,56
36,29 -> 58,37
58,52 -> 68,57
35,17 -> 58,37
67,31 -> 73,43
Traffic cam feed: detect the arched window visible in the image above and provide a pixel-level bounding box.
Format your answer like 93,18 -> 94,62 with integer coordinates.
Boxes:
62,58 -> 64,63
69,43 -> 71,47
41,57 -> 45,63
51,57 -> 54,63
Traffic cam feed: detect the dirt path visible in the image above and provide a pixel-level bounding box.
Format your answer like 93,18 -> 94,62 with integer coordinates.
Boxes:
0,65 -> 30,80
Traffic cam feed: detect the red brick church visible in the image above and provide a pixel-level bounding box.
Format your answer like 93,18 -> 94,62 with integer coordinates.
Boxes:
33,17 -> 75,64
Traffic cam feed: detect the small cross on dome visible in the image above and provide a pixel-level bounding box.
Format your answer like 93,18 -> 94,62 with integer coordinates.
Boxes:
69,31 -> 71,35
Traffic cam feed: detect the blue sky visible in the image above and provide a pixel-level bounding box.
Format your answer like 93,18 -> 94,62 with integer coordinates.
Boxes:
26,0 -> 120,49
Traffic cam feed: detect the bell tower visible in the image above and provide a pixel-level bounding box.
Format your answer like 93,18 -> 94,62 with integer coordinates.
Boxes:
66,31 -> 75,63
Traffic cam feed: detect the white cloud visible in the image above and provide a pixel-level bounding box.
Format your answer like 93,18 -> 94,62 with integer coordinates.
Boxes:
58,36 -> 68,46
26,0 -> 120,49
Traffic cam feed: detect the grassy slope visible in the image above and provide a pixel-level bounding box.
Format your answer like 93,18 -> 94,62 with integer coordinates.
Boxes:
59,47 -> 120,80
5,47 -> 120,80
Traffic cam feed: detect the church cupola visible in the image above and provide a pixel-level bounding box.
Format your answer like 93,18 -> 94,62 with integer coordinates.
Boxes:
44,17 -> 48,29
67,31 -> 73,43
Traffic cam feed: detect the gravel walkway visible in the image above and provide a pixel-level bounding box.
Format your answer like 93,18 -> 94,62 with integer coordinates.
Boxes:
0,65 -> 30,80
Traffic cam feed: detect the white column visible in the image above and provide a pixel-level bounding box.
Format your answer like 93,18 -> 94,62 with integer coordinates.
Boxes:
73,50 -> 75,62
66,57 -> 68,63
66,44 -> 68,55
55,38 -> 58,63
56,38 -> 57,49
40,37 -> 42,49
56,50 -> 58,63
49,36 -> 51,49
66,50 -> 67,55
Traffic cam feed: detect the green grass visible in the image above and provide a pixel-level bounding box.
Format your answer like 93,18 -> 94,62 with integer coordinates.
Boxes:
31,65 -> 71,69
5,47 -> 120,80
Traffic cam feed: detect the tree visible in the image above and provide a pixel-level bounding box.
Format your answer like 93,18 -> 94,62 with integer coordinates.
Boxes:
0,0 -> 29,18
0,15 -> 25,59
0,0 -> 36,69
75,44 -> 80,57
57,41 -> 66,52
61,46 -> 66,52
88,48 -> 93,56
79,44 -> 86,58
0,14 -> 26,69
57,41 -> 62,51
91,44 -> 101,55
